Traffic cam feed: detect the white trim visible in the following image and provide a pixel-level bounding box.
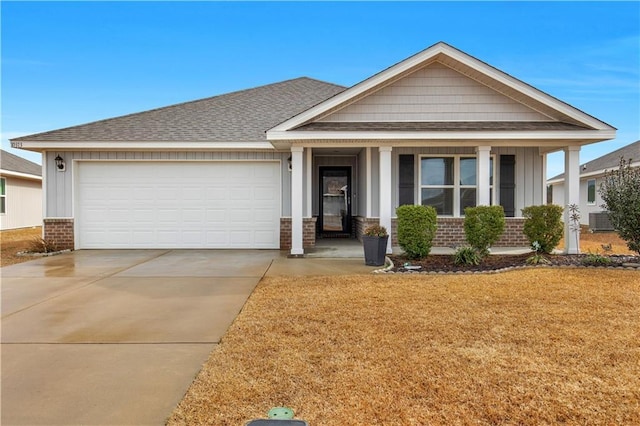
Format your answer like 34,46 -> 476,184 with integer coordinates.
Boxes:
541,153 -> 547,204
268,130 -> 615,142
476,146 -> 491,206
379,147 -> 392,254
267,42 -> 615,136
366,147 -> 372,217
0,170 -> 42,181
305,147 -> 312,218
419,154 -> 495,217
290,147 -> 304,255
564,146 -> 581,254
41,151 -> 47,232
547,160 -> 640,185
15,141 -> 275,151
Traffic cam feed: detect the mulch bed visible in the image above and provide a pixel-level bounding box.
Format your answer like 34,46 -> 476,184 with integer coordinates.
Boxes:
389,253 -> 640,273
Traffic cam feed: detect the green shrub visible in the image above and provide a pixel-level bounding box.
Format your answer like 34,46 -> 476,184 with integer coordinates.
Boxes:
396,205 -> 438,259
599,157 -> 640,255
521,205 -> 564,254
453,246 -> 481,266
581,252 -> 612,266
526,240 -> 551,265
463,205 -> 505,256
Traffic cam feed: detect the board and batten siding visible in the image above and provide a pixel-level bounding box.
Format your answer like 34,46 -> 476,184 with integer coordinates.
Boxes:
390,146 -> 545,217
44,151 -> 291,218
319,62 -> 550,122
0,176 -> 42,230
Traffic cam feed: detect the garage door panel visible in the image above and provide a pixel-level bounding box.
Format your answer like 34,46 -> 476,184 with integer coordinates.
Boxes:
77,161 -> 280,249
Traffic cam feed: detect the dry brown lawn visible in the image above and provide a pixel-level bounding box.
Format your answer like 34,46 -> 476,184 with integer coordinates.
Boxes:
169,268 -> 640,426
0,226 -> 42,267
557,229 -> 636,255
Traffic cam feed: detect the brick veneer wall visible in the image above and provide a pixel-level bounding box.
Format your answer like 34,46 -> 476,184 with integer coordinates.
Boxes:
354,216 -> 381,241
385,217 -> 528,247
280,217 -> 317,250
43,218 -> 74,250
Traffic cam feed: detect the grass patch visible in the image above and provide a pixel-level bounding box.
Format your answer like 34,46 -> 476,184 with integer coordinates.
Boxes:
169,269 -> 640,425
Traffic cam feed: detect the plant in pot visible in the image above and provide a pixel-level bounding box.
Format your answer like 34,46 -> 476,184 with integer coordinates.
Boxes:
362,224 -> 389,266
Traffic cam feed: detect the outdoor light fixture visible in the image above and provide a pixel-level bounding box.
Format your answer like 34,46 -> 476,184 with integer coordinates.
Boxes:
287,156 -> 292,172
55,155 -> 66,172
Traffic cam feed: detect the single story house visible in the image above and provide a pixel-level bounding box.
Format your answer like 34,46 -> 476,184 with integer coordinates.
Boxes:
0,150 -> 42,230
12,42 -> 616,254
547,139 -> 639,227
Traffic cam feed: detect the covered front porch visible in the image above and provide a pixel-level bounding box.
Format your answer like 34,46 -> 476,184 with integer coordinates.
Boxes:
283,143 -> 585,257
267,43 -> 614,257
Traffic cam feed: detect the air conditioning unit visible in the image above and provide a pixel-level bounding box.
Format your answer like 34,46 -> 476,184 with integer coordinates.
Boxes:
589,212 -> 614,232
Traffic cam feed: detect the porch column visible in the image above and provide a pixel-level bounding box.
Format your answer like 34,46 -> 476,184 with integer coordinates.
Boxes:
305,147 -> 312,217
290,146 -> 304,256
541,152 -> 548,204
564,146 -> 581,254
476,146 -> 492,206
379,146 -> 392,254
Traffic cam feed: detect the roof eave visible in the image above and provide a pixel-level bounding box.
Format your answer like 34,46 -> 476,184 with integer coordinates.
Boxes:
0,169 -> 42,181
12,141 -> 276,152
267,129 -> 616,142
548,159 -> 640,184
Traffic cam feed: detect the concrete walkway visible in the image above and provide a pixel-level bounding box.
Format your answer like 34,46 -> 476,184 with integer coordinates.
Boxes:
1,250 -> 277,425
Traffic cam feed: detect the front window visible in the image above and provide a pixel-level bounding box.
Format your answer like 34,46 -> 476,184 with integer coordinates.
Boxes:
420,155 -> 493,216
587,179 -> 596,205
0,178 -> 5,214
421,157 -> 454,215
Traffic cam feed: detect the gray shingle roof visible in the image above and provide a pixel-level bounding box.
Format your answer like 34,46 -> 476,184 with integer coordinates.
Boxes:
549,140 -> 640,181
13,77 -> 346,143
1,150 -> 42,176
296,121 -> 590,132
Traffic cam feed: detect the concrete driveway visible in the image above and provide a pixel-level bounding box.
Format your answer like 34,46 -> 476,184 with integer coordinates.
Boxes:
1,249 -> 276,425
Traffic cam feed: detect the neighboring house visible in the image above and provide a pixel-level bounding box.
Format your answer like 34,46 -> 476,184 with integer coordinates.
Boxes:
547,140 -> 640,226
12,42 -> 616,254
0,150 -> 42,230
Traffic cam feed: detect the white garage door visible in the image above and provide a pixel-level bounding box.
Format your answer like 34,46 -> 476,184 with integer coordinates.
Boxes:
76,161 -> 281,249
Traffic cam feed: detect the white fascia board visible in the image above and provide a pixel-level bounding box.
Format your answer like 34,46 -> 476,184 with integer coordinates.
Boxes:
13,141 -> 275,151
268,44 -> 448,134
547,161 -> 640,185
443,48 -> 615,131
267,42 -> 615,135
0,169 -> 43,181
268,129 -> 616,141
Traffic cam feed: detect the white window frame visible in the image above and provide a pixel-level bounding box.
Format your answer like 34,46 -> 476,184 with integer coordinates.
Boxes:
587,178 -> 596,205
419,154 -> 495,217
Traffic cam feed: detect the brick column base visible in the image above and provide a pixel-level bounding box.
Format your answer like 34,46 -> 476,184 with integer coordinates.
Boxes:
354,217 -> 381,241
43,218 -> 74,250
280,217 -> 317,250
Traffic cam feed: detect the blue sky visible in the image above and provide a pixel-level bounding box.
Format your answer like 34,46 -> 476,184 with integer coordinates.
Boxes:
2,1 -> 639,178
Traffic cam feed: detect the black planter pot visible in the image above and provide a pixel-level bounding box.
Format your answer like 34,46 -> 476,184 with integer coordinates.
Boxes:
362,235 -> 389,266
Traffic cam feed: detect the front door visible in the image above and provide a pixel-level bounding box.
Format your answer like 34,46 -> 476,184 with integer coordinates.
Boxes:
319,167 -> 351,236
